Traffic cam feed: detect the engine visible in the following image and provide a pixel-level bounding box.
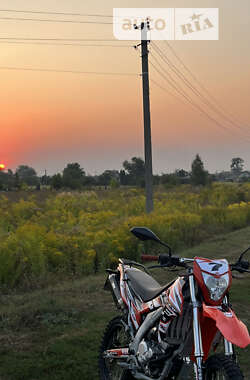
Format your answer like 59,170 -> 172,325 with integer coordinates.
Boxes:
136,329 -> 167,377
137,339 -> 154,365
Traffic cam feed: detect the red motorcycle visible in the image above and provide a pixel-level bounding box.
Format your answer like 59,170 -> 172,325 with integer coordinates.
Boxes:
99,227 -> 250,379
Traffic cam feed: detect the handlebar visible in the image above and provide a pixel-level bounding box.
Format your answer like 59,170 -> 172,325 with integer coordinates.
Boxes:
141,255 -> 159,262
141,254 -> 250,274
231,260 -> 250,273
141,254 -> 174,264
141,254 -> 189,268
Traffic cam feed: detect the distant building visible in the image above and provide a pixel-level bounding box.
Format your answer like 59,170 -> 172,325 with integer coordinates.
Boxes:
237,171 -> 250,182
215,170 -> 250,183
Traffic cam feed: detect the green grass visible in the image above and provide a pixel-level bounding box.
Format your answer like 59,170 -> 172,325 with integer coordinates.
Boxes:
0,227 -> 249,379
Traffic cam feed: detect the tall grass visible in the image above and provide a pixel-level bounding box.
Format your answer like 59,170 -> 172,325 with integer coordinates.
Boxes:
0,183 -> 250,287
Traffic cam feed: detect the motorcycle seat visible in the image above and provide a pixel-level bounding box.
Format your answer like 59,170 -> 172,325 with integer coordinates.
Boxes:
125,268 -> 175,302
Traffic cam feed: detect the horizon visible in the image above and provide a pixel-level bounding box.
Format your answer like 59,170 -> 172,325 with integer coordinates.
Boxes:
1,154 -> 249,177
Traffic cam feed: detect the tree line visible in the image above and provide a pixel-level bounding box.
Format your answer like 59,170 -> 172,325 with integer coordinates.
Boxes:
0,155 -> 248,191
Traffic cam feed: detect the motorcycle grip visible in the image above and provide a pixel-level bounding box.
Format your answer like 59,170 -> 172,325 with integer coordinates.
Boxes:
141,255 -> 159,262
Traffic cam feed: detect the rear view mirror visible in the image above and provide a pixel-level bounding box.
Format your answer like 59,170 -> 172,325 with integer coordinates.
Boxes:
130,227 -> 172,256
130,227 -> 161,243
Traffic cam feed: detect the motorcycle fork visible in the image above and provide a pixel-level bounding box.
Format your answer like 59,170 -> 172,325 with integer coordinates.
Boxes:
189,274 -> 204,380
223,295 -> 234,357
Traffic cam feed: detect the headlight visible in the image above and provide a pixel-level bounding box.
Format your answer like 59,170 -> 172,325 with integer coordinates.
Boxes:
202,273 -> 229,301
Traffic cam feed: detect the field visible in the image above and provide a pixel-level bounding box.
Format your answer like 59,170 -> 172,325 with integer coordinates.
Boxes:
0,184 -> 249,379
0,183 -> 250,288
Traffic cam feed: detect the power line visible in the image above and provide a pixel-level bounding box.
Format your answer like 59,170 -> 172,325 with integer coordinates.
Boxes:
150,78 -> 191,108
149,58 -> 250,142
162,40 -> 248,129
153,42 -> 250,135
151,42 -> 250,139
0,9 -> 136,20
152,43 -> 232,120
150,59 -> 207,115
0,41 -> 132,47
0,9 -> 114,18
152,45 -> 221,110
150,58 -> 238,138
150,54 -> 205,108
0,66 -> 139,76
0,37 -> 128,41
0,16 -> 114,24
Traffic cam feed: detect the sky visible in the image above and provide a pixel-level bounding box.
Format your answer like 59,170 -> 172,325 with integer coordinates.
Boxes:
0,0 -> 250,175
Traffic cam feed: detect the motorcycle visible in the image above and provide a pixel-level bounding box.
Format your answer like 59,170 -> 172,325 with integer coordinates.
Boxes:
99,227 -> 250,380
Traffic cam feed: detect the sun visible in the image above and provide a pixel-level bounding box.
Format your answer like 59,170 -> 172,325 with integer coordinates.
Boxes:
0,163 -> 5,170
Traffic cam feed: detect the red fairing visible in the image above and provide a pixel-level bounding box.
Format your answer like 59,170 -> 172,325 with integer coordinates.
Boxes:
203,303 -> 250,348
199,313 -> 218,360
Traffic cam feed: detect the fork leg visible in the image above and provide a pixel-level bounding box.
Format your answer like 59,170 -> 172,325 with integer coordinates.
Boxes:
189,275 -> 204,380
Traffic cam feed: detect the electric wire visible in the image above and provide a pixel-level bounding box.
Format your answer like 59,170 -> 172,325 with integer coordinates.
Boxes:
153,43 -> 241,126
0,16 -> 114,24
0,66 -> 139,76
0,9 -> 143,19
152,42 -> 250,136
149,58 -> 250,142
150,56 -> 247,140
0,37 -> 131,42
150,59 -> 210,115
162,40 -> 248,129
150,78 -> 192,109
0,9 -> 114,18
0,41 -> 132,47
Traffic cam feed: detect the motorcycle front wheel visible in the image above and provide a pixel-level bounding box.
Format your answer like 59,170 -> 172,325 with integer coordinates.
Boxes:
204,354 -> 244,380
99,316 -> 134,380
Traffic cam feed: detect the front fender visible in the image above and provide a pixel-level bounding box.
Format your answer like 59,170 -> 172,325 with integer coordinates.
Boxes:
203,303 -> 250,348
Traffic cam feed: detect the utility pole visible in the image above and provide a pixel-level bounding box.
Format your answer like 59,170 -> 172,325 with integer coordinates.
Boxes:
140,21 -> 154,213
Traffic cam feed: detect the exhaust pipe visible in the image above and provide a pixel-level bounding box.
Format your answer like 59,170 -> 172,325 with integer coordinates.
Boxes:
108,274 -> 124,310
131,307 -> 163,354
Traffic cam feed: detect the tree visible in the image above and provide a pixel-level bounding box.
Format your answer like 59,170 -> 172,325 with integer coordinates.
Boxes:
153,175 -> 161,185
15,165 -> 38,186
51,174 -> 63,190
40,174 -> 51,186
14,173 -> 21,189
0,169 -> 17,190
98,170 -> 119,187
191,154 -> 208,186
119,169 -> 128,186
62,163 -> 85,189
231,157 -> 244,174
161,173 -> 180,186
0,171 -> 6,190
122,157 -> 145,186
83,175 -> 97,187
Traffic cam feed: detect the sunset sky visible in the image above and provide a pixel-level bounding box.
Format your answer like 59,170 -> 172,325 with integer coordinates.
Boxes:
1,0 -> 250,175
